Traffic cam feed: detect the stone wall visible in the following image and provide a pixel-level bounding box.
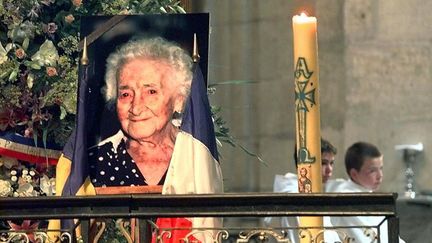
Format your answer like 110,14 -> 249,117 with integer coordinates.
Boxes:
196,0 -> 432,196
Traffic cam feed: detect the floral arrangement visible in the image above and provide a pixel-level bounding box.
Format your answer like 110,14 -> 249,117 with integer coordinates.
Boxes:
0,155 -> 56,241
0,0 -> 185,147
0,0 -> 186,183
0,156 -> 55,197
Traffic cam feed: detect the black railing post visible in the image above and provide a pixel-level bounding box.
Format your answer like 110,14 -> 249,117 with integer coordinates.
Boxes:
138,218 -> 152,243
80,219 -> 89,243
387,215 -> 399,243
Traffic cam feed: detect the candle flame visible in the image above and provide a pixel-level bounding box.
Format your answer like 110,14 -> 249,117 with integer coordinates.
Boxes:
293,11 -> 316,23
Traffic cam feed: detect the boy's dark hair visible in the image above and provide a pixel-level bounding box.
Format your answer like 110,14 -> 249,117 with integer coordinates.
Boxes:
321,138 -> 337,155
344,142 -> 382,175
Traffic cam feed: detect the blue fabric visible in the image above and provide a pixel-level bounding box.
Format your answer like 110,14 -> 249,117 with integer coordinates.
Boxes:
61,64 -> 90,229
61,64 -> 90,197
180,66 -> 218,161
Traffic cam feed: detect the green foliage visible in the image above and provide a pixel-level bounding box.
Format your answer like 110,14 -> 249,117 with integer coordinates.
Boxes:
0,0 -> 184,146
98,219 -> 131,243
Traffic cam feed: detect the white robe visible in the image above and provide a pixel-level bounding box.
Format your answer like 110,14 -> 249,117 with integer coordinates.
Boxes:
328,179 -> 405,243
265,173 -> 342,243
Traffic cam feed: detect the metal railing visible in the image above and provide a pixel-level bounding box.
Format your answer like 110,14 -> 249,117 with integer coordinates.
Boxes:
0,192 -> 399,242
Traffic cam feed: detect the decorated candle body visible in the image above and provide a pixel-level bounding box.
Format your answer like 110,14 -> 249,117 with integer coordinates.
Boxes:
293,13 -> 322,193
292,13 -> 323,242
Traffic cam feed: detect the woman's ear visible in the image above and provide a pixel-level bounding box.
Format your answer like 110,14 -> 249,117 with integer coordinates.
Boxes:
171,96 -> 185,128
174,95 -> 186,113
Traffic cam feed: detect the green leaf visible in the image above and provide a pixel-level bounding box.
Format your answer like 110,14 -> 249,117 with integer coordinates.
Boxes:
8,70 -> 17,81
42,128 -> 48,150
22,37 -> 29,50
27,73 -> 34,88
60,106 -> 67,120
232,138 -> 268,167
141,0 -> 151,7
0,72 -> 8,79
176,5 -> 186,13
0,42 -> 8,64
218,138 -> 236,147
33,132 -> 38,148
30,63 -> 41,70
208,79 -> 256,88
24,60 -> 42,70
5,43 -> 13,52
159,6 -> 167,13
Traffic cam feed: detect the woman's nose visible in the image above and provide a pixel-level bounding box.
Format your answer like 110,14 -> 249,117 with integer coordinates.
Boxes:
130,95 -> 145,115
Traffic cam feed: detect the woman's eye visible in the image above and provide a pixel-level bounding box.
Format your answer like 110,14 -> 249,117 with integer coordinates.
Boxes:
149,89 -> 157,94
119,92 -> 131,99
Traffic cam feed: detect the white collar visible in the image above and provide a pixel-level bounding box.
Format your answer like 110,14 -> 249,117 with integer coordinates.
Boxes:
346,179 -> 373,192
92,130 -> 126,153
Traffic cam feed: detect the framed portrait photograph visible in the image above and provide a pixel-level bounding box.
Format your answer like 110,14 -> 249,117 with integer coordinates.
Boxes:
76,13 -> 215,193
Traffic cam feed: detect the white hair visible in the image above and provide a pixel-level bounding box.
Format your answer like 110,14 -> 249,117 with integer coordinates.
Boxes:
103,37 -> 193,104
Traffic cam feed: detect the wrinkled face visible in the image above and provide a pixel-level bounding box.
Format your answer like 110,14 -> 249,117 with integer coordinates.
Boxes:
321,152 -> 335,183
350,156 -> 384,191
116,58 -> 183,141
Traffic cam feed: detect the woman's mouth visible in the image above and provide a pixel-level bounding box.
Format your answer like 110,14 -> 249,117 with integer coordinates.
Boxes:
130,117 -> 150,122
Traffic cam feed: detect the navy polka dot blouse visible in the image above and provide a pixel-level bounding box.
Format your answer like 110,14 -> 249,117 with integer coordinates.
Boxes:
88,139 -> 166,187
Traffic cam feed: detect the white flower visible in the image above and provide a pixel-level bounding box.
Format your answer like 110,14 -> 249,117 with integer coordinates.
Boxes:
40,175 -> 55,196
10,170 -> 17,176
23,175 -> 32,183
31,40 -> 59,67
11,176 -> 17,182
0,42 -> 8,65
22,169 -> 28,175
29,170 -> 36,176
0,179 -> 13,197
50,178 -> 56,195
16,183 -> 35,197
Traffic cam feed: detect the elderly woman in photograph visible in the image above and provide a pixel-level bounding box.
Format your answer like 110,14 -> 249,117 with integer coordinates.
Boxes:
88,37 -> 193,188
48,36 -> 222,242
